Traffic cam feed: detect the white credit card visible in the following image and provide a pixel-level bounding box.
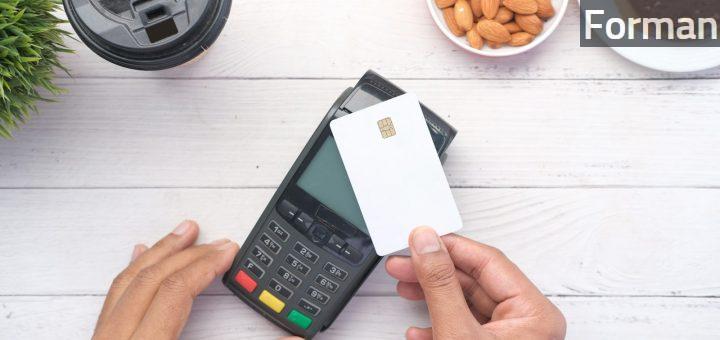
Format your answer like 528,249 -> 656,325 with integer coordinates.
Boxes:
330,93 -> 462,255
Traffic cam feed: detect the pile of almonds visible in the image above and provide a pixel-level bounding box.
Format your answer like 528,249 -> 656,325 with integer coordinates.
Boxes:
436,0 -> 555,49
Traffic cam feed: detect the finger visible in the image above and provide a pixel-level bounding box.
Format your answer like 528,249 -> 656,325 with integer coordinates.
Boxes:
406,327 -> 433,340
131,220 -> 201,272
470,307 -> 492,325
100,240 -> 230,339
131,244 -> 148,262
95,245 -> 145,334
458,272 -> 498,320
441,233 -> 541,303
95,243 -> 146,331
99,220 -> 199,324
388,255 -> 498,318
396,275 -> 497,320
132,241 -> 239,339
386,255 -> 418,282
396,281 -> 425,300
409,227 -> 485,338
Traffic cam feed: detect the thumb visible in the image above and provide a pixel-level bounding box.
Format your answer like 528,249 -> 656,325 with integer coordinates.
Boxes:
409,227 -> 484,338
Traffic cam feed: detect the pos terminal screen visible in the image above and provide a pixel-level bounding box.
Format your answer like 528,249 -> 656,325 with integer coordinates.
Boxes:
296,136 -> 368,234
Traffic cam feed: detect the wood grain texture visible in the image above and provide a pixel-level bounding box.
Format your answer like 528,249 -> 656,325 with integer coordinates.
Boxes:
55,2 -> 720,80
3,2 -> 720,337
1,188 -> 718,296
1,296 -> 719,339
2,79 -> 719,188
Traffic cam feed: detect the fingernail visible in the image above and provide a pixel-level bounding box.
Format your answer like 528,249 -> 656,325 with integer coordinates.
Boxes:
217,241 -> 236,251
412,227 -> 441,254
172,220 -> 192,235
210,238 -> 230,245
131,244 -> 145,261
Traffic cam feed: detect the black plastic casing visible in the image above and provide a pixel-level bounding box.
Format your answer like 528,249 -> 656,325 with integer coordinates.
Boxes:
222,71 -> 457,338
64,0 -> 231,70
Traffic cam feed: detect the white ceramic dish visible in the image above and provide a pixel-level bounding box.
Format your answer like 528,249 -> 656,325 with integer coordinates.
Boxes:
426,0 -> 570,57
576,0 -> 720,72
612,47 -> 720,73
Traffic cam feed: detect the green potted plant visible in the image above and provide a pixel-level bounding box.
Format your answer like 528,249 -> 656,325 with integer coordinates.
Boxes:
0,0 -> 71,138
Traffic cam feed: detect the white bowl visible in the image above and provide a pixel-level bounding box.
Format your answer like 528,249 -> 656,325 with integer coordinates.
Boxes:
426,0 -> 569,57
611,47 -> 720,73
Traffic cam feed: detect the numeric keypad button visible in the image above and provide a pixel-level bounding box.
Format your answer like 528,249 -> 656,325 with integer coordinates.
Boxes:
293,242 -> 319,263
306,286 -> 330,305
314,274 -> 339,292
285,254 -> 310,275
267,221 -> 289,242
269,279 -> 293,299
277,266 -> 302,287
260,233 -> 281,254
323,262 -> 348,281
251,246 -> 273,266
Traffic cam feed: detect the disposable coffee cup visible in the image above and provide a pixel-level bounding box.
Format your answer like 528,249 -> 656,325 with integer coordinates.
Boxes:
64,0 -> 232,70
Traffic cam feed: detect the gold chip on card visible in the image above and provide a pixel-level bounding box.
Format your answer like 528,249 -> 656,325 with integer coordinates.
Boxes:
377,117 -> 396,138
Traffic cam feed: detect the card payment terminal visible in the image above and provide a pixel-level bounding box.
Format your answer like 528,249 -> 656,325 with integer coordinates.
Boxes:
222,71 -> 457,338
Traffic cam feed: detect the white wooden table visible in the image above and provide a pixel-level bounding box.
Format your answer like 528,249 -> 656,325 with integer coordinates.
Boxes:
2,1 -> 720,339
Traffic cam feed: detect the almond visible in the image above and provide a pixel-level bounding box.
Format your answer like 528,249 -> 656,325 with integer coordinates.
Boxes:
480,0 -> 500,19
435,0 -> 457,9
443,7 -> 465,37
503,21 -> 522,33
503,0 -> 538,14
475,19 -> 511,42
536,0 -> 555,19
515,14 -> 543,35
494,7 -> 514,24
454,0 -> 475,31
470,0 -> 483,17
509,32 -> 535,46
466,28 -> 484,49
488,40 -> 504,49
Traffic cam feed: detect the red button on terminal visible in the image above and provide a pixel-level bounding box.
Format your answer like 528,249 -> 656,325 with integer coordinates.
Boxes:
235,270 -> 257,293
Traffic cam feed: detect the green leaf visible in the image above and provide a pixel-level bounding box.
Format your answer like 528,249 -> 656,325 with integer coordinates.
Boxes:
0,0 -> 72,138
11,8 -> 25,22
0,36 -> 18,45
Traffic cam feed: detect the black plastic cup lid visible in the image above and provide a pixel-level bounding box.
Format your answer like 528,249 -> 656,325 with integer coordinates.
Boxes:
64,0 -> 232,70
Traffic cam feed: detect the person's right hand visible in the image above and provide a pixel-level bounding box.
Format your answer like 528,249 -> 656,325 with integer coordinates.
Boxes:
385,227 -> 566,340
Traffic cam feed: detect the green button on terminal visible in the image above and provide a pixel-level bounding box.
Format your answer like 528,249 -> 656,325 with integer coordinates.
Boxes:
288,309 -> 312,329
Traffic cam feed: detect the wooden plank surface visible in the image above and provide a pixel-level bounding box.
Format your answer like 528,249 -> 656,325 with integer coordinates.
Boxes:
1,188 -> 718,297
55,1 -> 720,80
3,0 -> 720,338
1,296 -> 719,339
2,78 -> 719,188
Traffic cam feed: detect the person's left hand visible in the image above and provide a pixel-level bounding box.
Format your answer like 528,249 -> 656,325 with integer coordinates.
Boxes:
93,220 -> 239,340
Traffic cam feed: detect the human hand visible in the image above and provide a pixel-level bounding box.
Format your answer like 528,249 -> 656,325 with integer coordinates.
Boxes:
93,220 -> 239,340
385,227 -> 566,340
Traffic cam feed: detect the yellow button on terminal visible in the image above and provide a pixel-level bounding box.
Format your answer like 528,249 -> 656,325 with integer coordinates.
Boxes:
259,290 -> 285,313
